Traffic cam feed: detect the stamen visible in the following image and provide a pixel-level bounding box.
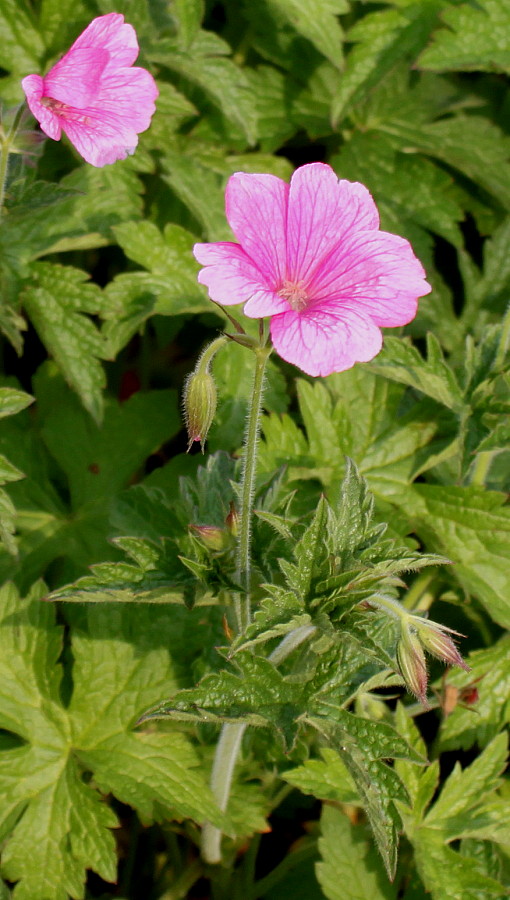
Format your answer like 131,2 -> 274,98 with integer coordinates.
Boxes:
278,280 -> 309,312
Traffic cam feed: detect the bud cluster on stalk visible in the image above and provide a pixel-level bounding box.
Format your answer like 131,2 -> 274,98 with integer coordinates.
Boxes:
397,614 -> 470,705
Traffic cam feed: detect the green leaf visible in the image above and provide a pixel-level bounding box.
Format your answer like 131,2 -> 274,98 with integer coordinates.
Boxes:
409,483 -> 510,628
368,335 -> 464,411
266,0 -> 347,69
0,584 -> 224,899
425,734 -> 508,837
316,805 -> 396,900
0,388 -> 34,419
283,747 -> 359,805
438,636 -> 510,752
419,0 -> 510,74
412,826 -> 508,900
148,32 -> 258,143
22,264 -> 107,423
144,653 -> 307,751
331,2 -> 441,125
0,0 -> 44,72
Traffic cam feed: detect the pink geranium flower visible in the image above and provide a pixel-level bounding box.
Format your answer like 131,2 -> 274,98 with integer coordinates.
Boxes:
22,13 -> 158,167
193,163 -> 431,376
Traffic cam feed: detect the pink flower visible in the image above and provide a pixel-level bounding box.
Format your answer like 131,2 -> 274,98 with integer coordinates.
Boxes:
193,163 -> 431,376
22,13 -> 158,167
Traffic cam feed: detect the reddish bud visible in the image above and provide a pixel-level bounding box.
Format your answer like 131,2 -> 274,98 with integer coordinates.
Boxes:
397,626 -> 429,706
225,501 -> 239,537
411,617 -> 470,672
189,524 -> 229,552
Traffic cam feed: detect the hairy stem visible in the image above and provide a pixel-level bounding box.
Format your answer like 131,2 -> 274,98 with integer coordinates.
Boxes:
201,345 -> 270,864
237,346 -> 271,629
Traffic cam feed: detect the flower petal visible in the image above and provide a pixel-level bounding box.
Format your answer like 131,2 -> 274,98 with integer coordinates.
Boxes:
71,13 -> 139,68
270,307 -> 383,377
21,74 -> 61,140
193,242 -> 287,313
308,230 -> 431,326
286,163 -> 380,285
225,172 -> 288,286
44,47 -> 109,107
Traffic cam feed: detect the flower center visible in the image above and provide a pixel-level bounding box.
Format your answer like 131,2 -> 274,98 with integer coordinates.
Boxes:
277,280 -> 309,312
41,96 -> 91,125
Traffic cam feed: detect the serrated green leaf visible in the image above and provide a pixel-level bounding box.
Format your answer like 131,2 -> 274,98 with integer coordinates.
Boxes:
419,0 -> 510,74
284,747 -> 359,805
331,2 -> 440,125
438,636 -> 510,752
412,826 -> 508,900
368,334 -> 464,411
409,483 -> 510,628
0,0 -> 44,72
267,0 -> 347,69
317,805 -> 396,900
22,263 -> 107,422
425,733 -> 508,838
0,584 -> 225,898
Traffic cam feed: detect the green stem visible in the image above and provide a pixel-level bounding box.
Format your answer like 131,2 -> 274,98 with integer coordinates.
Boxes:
201,344 -> 270,865
494,300 -> 510,370
237,346 -> 271,630
469,450 -> 495,487
0,137 -> 10,220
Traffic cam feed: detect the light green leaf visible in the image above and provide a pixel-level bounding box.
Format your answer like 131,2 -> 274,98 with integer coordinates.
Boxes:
0,584 -> 224,899
284,747 -> 359,805
419,0 -> 510,74
22,264 -> 107,423
438,636 -> 510,752
331,2 -> 440,125
368,334 -> 464,411
409,483 -> 510,628
0,0 -> 44,72
267,0 -> 347,69
0,388 -> 34,419
412,826 -> 508,900
317,805 -> 396,900
425,734 -> 508,837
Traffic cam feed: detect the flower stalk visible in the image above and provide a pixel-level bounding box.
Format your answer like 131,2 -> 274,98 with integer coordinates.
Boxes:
201,340 -> 271,864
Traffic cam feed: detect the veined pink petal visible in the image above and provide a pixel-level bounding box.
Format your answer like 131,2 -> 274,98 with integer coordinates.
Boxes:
43,48 -> 108,107
193,242 -> 287,313
21,13 -> 157,167
286,163 -> 380,284
225,173 -> 289,286
308,230 -> 431,326
71,13 -> 139,68
21,74 -> 62,140
270,307 -> 383,377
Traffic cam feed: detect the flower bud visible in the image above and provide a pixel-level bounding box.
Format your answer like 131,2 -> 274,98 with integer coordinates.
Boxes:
397,625 -> 428,706
225,501 -> 239,537
184,370 -> 217,452
412,618 -> 470,672
189,524 -> 229,552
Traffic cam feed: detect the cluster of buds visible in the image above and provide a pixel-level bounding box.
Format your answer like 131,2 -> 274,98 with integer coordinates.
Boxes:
397,614 -> 470,706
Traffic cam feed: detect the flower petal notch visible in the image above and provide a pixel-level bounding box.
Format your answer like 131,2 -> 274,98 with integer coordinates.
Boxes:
22,13 -> 158,167
194,162 -> 432,376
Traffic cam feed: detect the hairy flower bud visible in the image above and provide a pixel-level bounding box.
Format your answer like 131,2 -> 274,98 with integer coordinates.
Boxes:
397,626 -> 428,706
411,617 -> 470,671
184,370 -> 217,452
189,524 -> 229,552
225,501 -> 239,537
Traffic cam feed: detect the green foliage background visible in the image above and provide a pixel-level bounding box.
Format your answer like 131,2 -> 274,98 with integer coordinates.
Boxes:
0,0 -> 509,898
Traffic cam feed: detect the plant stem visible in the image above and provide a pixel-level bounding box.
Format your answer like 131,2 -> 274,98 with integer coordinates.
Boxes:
237,345 -> 271,630
201,344 -> 270,864
0,136 -> 10,221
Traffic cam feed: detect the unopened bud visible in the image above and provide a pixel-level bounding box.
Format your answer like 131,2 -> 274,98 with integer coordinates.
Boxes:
189,524 -> 229,552
184,370 -> 217,452
412,617 -> 470,672
225,501 -> 239,537
397,625 -> 428,706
